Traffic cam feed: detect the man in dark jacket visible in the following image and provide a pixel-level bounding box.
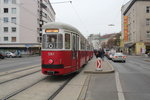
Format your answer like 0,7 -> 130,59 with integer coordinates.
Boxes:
98,48 -> 105,60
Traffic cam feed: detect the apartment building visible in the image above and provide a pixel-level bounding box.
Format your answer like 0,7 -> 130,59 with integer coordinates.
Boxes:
121,0 -> 150,55
0,0 -> 55,54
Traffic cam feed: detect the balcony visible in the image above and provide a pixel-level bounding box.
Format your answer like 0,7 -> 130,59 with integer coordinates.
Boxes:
41,2 -> 47,9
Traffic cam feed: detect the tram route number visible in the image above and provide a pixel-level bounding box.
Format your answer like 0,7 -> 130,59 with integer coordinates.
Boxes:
48,52 -> 55,56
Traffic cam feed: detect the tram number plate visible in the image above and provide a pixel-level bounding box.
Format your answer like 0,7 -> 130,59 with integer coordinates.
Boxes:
48,52 -> 54,56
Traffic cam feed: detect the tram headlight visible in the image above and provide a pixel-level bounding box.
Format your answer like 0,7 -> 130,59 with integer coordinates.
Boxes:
49,59 -> 54,64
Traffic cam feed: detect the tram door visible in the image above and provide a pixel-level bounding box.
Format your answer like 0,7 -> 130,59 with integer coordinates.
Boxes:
72,34 -> 79,70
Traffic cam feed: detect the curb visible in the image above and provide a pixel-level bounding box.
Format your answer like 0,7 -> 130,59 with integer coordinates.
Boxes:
84,60 -> 115,74
106,60 -> 115,72
144,59 -> 150,62
84,70 -> 115,74
77,74 -> 91,100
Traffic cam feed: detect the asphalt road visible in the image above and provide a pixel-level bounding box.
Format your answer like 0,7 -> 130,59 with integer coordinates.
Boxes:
0,56 -> 41,72
111,56 -> 150,100
0,55 -> 150,100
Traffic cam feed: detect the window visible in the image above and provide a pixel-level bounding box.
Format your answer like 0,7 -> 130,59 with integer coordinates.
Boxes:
12,0 -> 16,4
72,35 -> 76,50
81,38 -> 85,50
3,17 -> 8,23
4,37 -> 8,41
146,6 -> 150,13
4,27 -> 8,32
11,8 -> 16,14
42,34 -> 63,49
146,19 -> 150,25
12,27 -> 16,32
65,33 -> 70,49
147,31 -> 150,38
11,37 -> 16,42
4,0 -> 8,4
4,8 -> 8,13
128,34 -> 132,41
11,17 -> 16,24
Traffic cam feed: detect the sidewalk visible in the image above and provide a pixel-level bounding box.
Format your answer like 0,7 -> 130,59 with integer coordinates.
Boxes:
84,57 -> 115,74
53,57 -> 115,100
80,57 -> 116,100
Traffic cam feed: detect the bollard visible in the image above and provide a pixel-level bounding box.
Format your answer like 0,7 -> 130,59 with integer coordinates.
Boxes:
96,57 -> 103,71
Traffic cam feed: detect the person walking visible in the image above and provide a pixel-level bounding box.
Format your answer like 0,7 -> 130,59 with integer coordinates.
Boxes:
98,48 -> 105,61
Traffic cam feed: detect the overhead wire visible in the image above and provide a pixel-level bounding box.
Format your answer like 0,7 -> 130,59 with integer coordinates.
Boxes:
69,2 -> 90,38
14,3 -> 39,18
107,0 -> 128,34
51,0 -> 90,37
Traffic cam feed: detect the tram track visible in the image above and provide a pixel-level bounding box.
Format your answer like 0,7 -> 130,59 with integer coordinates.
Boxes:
2,74 -> 76,100
48,76 -> 73,100
0,71 -> 46,100
0,65 -> 40,77
0,70 -> 40,85
0,65 -> 41,85
0,77 -> 46,100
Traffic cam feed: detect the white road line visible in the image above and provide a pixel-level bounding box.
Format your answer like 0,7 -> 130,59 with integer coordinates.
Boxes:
115,72 -> 125,100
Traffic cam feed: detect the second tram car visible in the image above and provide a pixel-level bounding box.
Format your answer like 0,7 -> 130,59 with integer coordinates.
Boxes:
41,22 -> 93,75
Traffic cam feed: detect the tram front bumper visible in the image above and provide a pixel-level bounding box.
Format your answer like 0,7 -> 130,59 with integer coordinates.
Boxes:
42,64 -> 64,75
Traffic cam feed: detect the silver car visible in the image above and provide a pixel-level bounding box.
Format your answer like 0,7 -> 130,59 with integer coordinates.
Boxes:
5,52 -> 16,58
112,53 -> 126,63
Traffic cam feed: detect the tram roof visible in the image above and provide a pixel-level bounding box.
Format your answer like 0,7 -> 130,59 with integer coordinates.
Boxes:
42,22 -> 83,36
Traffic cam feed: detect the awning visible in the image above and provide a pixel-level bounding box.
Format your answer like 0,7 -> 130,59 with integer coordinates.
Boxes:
124,43 -> 135,48
0,43 -> 41,48
145,42 -> 150,46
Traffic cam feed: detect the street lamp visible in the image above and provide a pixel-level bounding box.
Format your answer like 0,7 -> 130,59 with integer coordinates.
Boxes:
51,1 -> 72,4
108,24 -> 115,26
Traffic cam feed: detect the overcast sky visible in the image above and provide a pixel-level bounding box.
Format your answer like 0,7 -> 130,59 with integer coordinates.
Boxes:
50,0 -> 130,37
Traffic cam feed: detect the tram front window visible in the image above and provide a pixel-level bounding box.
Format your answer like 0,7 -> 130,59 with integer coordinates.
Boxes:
42,34 -> 63,49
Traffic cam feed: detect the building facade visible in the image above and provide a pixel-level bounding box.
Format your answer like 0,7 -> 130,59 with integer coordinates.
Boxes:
87,34 -> 101,50
0,0 -> 55,54
121,0 -> 150,55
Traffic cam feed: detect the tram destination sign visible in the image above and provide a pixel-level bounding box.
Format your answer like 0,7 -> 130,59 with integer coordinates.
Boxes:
45,29 -> 59,33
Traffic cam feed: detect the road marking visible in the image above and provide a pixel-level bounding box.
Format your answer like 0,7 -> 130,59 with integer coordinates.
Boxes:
115,72 -> 125,100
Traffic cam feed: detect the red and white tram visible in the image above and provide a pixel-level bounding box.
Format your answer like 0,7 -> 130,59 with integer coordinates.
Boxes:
41,22 -> 93,75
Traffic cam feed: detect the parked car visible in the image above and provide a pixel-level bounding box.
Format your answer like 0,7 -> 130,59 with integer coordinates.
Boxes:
112,52 -> 126,63
5,52 -> 16,58
109,53 -> 114,60
0,53 -> 5,59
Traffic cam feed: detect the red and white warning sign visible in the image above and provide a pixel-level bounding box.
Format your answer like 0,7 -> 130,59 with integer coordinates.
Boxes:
96,57 -> 103,71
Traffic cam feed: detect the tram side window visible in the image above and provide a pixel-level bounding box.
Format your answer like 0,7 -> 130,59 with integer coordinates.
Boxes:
77,36 -> 79,50
72,35 -> 76,50
65,33 -> 70,49
80,39 -> 85,50
42,34 -> 47,48
58,34 -> 63,49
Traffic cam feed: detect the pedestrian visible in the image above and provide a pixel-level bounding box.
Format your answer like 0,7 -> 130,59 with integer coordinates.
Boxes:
98,48 -> 105,61
95,50 -> 99,58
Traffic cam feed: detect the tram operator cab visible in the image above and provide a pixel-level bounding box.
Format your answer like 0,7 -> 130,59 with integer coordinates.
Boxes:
41,22 -> 93,75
